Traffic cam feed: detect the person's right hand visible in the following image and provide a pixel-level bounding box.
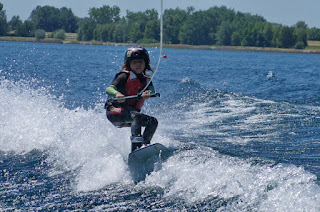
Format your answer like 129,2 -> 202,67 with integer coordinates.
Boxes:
115,92 -> 125,103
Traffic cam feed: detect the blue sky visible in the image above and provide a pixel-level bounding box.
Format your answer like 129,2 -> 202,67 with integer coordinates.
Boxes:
2,0 -> 320,28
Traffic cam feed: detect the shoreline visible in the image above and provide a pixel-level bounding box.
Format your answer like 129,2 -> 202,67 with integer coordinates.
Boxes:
1,36 -> 320,55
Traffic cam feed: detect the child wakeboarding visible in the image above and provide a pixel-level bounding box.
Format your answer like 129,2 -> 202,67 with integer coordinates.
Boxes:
105,46 -> 158,152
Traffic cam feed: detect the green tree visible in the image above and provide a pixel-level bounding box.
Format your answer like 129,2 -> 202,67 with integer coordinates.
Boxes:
295,41 -> 305,49
216,21 -> 233,45
93,24 -> 116,42
271,26 -> 281,47
107,24 -> 116,41
15,20 -> 35,37
240,22 -> 255,46
126,9 -> 158,43
179,6 -> 239,45
54,29 -> 66,40
113,18 -> 128,43
179,10 -> 215,45
144,20 -> 160,41
89,5 -> 120,24
241,38 -> 248,46
295,21 -> 308,29
45,4 -> 304,49
231,31 -> 241,46
308,27 -> 320,41
30,6 -> 61,32
35,29 -> 45,40
59,7 -> 78,32
0,2 -> 8,36
263,23 -> 273,47
129,22 -> 144,42
163,8 -> 188,44
77,18 -> 96,41
254,22 -> 266,47
295,28 -> 307,48
30,6 -> 78,32
9,15 -> 22,31
294,21 -> 308,48
179,22 -> 193,44
207,6 -> 235,31
93,24 -> 108,41
278,26 -> 296,48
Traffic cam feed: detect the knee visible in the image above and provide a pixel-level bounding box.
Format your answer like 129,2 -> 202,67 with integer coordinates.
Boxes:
150,116 -> 158,127
107,113 -> 124,127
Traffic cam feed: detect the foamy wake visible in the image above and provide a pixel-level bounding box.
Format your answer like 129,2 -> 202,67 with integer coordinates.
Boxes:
143,147 -> 320,211
1,78 -> 319,211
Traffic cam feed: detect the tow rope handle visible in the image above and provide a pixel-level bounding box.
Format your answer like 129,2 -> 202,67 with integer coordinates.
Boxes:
108,92 -> 160,103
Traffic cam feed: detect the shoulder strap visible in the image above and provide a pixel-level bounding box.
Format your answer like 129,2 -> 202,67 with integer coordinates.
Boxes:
113,70 -> 129,81
120,70 -> 130,74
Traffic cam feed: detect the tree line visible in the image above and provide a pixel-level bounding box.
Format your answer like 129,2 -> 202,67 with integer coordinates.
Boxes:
1,3 -> 320,49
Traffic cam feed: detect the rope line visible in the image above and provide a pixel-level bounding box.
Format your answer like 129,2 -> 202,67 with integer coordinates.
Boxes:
140,0 -> 163,95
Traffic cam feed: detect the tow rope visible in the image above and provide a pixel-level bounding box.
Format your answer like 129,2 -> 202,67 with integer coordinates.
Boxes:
139,0 -> 164,95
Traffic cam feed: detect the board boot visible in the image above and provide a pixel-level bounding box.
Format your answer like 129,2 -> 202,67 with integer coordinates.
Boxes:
130,136 -> 143,152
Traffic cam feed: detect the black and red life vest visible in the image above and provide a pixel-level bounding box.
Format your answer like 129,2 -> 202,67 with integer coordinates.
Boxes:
123,70 -> 147,110
107,70 -> 148,115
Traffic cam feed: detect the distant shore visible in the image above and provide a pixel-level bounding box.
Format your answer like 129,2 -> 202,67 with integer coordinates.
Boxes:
1,36 -> 320,55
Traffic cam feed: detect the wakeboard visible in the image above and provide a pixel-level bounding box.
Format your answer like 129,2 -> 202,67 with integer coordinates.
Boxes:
128,143 -> 169,164
128,143 -> 169,182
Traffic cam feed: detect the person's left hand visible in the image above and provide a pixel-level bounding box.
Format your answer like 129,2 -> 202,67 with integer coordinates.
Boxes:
142,90 -> 151,100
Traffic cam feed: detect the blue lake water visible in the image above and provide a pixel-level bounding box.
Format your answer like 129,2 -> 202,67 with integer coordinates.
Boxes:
0,41 -> 320,211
